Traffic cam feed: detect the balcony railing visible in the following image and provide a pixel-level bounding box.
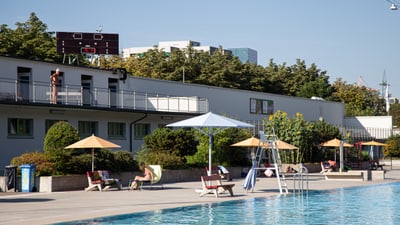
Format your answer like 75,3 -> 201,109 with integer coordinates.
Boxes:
0,78 -> 209,113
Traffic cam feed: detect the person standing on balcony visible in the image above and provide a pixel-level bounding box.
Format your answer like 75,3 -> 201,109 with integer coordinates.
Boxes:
50,68 -> 60,104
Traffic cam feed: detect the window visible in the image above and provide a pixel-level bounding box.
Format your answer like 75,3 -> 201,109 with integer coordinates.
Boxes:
78,121 -> 98,138
45,119 -> 67,133
108,122 -> 125,139
250,98 -> 273,115
158,124 -> 167,129
134,123 -> 150,140
8,118 -> 33,137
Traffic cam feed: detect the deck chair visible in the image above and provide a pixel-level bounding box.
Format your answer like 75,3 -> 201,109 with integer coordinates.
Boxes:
320,161 -> 333,173
85,171 -> 103,192
97,170 -> 122,190
130,165 -> 163,190
199,174 -> 234,198
205,166 -> 231,181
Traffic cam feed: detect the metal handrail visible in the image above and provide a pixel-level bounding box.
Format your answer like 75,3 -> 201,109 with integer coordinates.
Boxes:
0,77 -> 208,113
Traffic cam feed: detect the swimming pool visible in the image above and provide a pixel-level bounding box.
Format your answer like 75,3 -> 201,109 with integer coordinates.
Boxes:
52,182 -> 400,225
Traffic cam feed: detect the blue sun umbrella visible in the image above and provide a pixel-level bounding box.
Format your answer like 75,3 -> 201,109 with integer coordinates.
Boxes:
243,167 -> 257,193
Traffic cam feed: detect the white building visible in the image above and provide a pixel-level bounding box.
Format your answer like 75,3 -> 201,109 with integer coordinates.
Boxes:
123,40 -> 234,59
1,55 -> 384,169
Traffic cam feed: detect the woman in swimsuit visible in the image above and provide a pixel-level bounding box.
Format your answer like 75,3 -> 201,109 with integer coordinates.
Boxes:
131,162 -> 153,190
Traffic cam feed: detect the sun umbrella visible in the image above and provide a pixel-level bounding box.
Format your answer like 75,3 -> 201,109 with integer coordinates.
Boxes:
361,141 -> 387,161
167,112 -> 254,175
243,168 -> 257,193
321,138 -> 353,172
65,134 -> 121,172
321,138 -> 353,148
361,141 -> 387,146
231,137 -> 263,147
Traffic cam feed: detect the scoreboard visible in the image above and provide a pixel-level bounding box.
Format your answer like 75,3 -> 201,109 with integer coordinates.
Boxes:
56,32 -> 119,55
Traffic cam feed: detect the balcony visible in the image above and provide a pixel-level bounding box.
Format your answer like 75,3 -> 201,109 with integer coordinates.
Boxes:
0,78 -> 209,113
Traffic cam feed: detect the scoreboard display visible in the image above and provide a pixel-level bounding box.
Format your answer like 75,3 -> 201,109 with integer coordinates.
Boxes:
56,32 -> 119,55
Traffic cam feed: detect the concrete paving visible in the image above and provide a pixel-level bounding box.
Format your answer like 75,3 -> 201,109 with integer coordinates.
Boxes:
1,168 -> 400,225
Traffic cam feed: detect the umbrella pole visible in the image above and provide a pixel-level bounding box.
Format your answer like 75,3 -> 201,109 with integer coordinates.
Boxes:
91,148 -> 94,172
208,132 -> 212,176
339,141 -> 344,172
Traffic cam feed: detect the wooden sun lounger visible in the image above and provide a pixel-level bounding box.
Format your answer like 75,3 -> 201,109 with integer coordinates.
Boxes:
200,175 -> 234,198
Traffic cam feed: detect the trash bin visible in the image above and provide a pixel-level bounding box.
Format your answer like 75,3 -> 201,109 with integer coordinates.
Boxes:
20,164 -> 35,192
4,165 -> 17,192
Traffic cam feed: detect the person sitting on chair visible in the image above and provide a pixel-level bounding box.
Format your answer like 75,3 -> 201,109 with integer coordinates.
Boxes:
130,162 -> 153,190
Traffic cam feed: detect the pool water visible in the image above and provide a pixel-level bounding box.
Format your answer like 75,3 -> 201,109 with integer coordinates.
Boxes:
52,182 -> 400,225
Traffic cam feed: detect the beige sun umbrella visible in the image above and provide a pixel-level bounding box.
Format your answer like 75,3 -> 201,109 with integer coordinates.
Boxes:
231,137 -> 263,147
231,137 -> 298,149
266,140 -> 299,150
361,140 -> 387,146
361,140 -> 387,161
321,138 -> 353,172
321,138 -> 353,148
65,134 -> 121,172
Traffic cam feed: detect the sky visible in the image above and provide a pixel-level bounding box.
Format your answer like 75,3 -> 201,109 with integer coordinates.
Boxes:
1,0 -> 400,98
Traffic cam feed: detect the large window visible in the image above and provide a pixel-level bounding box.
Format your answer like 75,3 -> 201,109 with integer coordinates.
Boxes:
134,123 -> 150,140
8,118 -> 33,137
45,119 -> 67,133
78,121 -> 98,138
250,98 -> 274,115
108,122 -> 126,139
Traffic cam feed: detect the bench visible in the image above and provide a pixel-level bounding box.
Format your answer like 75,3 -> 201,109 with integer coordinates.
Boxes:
324,171 -> 366,181
200,175 -> 235,198
46,91 -> 82,104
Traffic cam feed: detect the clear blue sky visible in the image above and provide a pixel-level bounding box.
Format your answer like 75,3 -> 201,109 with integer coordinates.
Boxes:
2,0 -> 399,98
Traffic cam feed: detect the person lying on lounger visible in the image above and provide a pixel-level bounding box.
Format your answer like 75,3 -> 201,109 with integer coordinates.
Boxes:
130,162 -> 153,190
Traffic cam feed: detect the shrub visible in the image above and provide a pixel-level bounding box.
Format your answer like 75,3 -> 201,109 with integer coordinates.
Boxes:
10,152 -> 55,176
43,121 -> 80,153
137,128 -> 197,169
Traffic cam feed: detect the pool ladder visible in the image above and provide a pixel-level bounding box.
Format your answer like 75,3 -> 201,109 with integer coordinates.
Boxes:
293,165 -> 309,194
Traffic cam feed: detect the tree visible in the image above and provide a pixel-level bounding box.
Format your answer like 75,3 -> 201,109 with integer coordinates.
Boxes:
331,78 -> 386,116
390,103 -> 400,128
186,127 -> 252,167
0,12 -> 60,62
137,128 -> 198,169
263,110 -> 342,163
43,121 -> 80,173
384,135 -> 400,157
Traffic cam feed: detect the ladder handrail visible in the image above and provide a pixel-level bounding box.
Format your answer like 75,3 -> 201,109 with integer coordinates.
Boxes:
258,130 -> 289,194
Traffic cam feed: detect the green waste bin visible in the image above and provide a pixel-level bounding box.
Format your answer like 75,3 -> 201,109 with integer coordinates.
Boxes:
20,164 -> 35,192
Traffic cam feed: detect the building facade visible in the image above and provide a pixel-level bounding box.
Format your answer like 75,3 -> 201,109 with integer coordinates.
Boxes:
228,48 -> 258,64
0,56 -> 345,168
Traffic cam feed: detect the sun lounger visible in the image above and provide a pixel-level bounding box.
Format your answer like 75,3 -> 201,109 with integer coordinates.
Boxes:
200,174 -> 234,198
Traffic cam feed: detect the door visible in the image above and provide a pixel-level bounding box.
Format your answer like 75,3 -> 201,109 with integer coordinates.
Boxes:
17,67 -> 31,102
81,75 -> 92,106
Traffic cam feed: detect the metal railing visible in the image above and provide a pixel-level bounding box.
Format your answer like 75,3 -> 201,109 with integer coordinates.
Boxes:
0,78 -> 209,113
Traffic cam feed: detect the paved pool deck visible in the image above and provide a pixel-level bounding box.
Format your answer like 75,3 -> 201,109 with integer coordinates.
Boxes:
1,167 -> 399,225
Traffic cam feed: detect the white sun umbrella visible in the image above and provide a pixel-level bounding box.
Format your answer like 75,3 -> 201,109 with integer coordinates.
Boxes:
167,112 -> 254,175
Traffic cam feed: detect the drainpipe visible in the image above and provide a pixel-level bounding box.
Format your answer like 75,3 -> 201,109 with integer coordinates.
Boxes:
129,113 -> 148,152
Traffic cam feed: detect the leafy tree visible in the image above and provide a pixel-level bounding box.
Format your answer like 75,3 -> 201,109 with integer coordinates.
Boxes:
0,12 -> 60,62
390,103 -> 400,128
384,135 -> 400,157
263,110 -> 342,163
186,127 -> 252,167
137,128 -> 198,169
331,78 -> 386,116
